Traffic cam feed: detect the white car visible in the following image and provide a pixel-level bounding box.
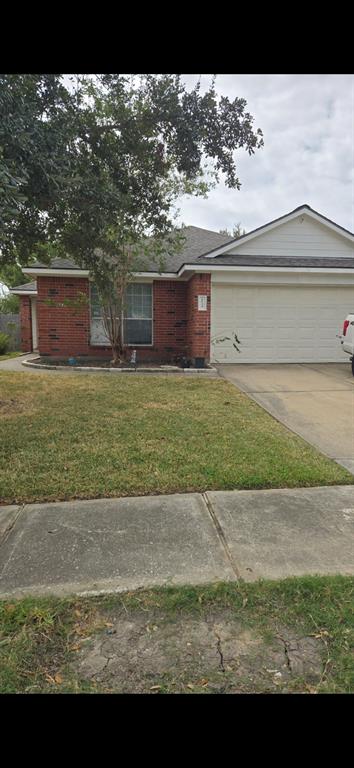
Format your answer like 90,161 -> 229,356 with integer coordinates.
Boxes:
341,314 -> 354,376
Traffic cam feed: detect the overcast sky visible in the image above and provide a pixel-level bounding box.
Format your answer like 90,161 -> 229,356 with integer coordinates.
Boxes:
176,74 -> 354,235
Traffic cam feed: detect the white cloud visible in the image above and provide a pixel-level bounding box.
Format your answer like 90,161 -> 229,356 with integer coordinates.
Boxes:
175,74 -> 354,234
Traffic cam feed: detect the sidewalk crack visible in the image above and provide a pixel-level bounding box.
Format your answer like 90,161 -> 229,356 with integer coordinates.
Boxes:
0,504 -> 26,547
0,504 -> 27,579
202,492 -> 241,580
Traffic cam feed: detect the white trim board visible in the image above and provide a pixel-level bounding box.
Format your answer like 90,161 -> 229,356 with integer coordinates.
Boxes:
24,268 -> 90,277
21,264 -> 354,282
9,289 -> 38,296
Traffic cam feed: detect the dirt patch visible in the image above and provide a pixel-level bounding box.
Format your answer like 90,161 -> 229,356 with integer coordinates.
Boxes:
73,608 -> 323,693
0,398 -> 26,417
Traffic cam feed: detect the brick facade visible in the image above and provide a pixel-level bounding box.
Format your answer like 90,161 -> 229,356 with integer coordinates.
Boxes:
33,274 -> 211,363
151,281 -> 187,360
19,296 -> 33,352
186,273 -> 211,363
37,276 -> 91,357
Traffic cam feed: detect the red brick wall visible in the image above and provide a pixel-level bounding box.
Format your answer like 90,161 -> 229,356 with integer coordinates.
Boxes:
151,281 -> 187,360
36,274 -> 211,362
19,296 -> 33,352
37,277 -> 90,356
186,273 -> 211,362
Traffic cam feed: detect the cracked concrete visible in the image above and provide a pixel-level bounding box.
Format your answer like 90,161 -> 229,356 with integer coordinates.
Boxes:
0,485 -> 353,598
0,493 -> 235,598
0,505 -> 22,544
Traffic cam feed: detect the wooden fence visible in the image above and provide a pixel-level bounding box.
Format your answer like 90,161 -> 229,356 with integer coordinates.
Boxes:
0,313 -> 20,351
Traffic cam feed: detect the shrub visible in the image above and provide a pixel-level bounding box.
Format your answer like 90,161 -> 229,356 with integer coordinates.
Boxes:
0,332 -> 10,355
0,294 -> 19,313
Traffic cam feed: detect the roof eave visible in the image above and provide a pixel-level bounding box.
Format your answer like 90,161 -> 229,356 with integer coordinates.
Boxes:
9,289 -> 38,296
177,263 -> 354,276
23,267 -> 90,278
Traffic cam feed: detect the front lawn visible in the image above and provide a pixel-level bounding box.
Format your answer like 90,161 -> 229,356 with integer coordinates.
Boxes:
0,576 -> 353,693
0,372 -> 351,504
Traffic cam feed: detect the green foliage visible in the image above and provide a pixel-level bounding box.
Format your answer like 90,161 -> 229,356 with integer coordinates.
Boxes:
0,332 -> 9,354
0,74 -> 79,267
0,74 -> 263,356
0,263 -> 27,290
0,293 -> 19,313
0,74 -> 263,272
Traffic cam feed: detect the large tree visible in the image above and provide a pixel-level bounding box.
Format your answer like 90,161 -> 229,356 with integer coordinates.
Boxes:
0,74 -> 263,361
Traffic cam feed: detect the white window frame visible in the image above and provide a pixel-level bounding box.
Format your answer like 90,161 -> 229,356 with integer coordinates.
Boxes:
123,282 -> 154,347
89,282 -> 154,347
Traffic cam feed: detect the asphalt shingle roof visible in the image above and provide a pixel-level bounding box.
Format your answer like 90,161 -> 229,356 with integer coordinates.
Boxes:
10,281 -> 37,292
195,255 -> 354,269
26,227 -> 235,273
24,224 -> 354,274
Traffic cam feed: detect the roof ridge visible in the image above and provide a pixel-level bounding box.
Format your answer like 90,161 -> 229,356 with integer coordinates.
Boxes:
183,224 -> 234,238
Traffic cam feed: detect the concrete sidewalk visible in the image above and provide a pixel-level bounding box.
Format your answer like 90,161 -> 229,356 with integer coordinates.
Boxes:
0,486 -> 353,599
0,353 -> 69,374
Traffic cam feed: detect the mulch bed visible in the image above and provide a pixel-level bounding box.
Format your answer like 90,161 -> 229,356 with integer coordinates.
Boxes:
38,359 -> 181,369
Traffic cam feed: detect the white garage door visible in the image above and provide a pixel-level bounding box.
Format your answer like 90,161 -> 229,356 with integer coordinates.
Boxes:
211,284 -> 354,363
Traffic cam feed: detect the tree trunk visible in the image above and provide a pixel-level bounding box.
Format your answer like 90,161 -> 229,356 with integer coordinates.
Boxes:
111,341 -> 122,366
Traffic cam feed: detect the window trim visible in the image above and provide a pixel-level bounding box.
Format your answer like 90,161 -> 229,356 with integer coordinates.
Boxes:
123,283 -> 154,347
89,282 -> 154,347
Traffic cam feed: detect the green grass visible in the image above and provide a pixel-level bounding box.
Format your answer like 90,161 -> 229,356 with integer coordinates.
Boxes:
0,351 -> 22,362
0,576 -> 353,693
0,372 -> 351,504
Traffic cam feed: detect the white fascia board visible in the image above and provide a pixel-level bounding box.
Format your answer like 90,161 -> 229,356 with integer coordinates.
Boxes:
9,289 -> 38,295
22,264 -> 354,281
23,268 -> 90,277
201,207 -> 354,259
179,264 -> 354,276
133,272 -> 180,279
23,268 -> 180,280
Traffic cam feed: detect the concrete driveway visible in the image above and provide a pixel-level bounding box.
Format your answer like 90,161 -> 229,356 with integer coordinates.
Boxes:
218,363 -> 354,475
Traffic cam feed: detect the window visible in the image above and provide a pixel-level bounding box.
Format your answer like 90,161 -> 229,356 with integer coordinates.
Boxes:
90,283 -> 153,346
90,284 -> 109,345
124,283 -> 152,345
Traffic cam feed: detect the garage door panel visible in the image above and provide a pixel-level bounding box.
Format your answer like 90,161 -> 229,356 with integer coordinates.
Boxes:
211,284 -> 354,363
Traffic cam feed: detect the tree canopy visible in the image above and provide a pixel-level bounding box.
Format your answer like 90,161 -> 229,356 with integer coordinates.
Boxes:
0,74 -> 263,271
0,74 -> 263,361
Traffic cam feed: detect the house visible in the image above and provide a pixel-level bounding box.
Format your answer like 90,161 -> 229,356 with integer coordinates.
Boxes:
10,204 -> 354,365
